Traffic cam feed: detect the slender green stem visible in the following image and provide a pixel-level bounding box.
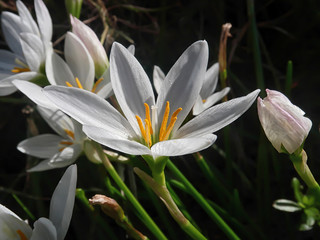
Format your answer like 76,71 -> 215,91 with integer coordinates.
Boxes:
167,160 -> 240,240
93,142 -> 167,240
134,168 -> 207,240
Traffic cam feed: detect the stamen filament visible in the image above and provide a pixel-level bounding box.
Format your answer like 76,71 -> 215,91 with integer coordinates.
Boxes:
66,81 -> 73,87
159,101 -> 170,141
145,119 -> 152,147
144,103 -> 153,134
75,77 -> 84,89
17,230 -> 28,240
136,115 -> 147,144
161,117 -> 178,141
91,77 -> 104,93
64,129 -> 75,139
11,67 -> 30,73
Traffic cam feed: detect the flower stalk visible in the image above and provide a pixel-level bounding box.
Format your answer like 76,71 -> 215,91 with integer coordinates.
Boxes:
92,141 -> 168,240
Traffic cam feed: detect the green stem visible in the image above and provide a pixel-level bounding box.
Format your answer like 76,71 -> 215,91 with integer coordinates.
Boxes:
134,168 -> 207,240
167,160 -> 240,240
93,142 -> 167,240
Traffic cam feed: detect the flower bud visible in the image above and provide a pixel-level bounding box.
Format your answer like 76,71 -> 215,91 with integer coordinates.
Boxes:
70,16 -> 109,78
257,89 -> 312,154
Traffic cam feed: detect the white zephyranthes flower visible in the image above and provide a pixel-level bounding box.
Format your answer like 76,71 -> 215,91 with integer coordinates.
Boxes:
0,164 -> 77,240
17,105 -> 86,171
257,89 -> 312,154
70,15 -> 109,78
0,0 -> 53,96
44,41 -> 260,160
45,31 -> 112,99
153,62 -> 230,115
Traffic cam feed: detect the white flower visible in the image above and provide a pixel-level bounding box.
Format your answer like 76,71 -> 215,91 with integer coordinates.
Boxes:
70,16 -> 109,78
153,62 -> 230,115
45,31 -> 112,99
0,164 -> 77,240
0,0 -> 53,96
17,105 -> 86,171
44,41 -> 260,160
257,89 -> 312,154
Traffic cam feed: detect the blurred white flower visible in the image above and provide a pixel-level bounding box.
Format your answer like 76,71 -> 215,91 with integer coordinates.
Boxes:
44,41 -> 259,160
0,0 -> 53,96
153,62 -> 230,115
0,164 -> 77,240
257,89 -> 312,154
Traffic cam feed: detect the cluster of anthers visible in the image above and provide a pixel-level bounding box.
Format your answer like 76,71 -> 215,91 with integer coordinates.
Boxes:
59,129 -> 75,152
65,77 -> 104,93
136,101 -> 182,148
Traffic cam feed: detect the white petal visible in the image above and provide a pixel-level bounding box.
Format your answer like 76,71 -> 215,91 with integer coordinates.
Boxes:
37,106 -> 75,139
44,86 -> 135,137
30,218 -> 57,240
153,65 -> 165,94
34,0 -> 52,43
12,80 -> 57,109
49,164 -> 77,240
127,44 -> 135,55
151,134 -> 217,158
0,204 -> 32,240
110,42 -> 155,134
17,134 -> 63,158
0,50 -> 21,71
1,12 -> 24,56
64,32 -> 94,90
176,89 -> 260,138
45,51 -> 74,86
83,125 -> 151,156
16,0 -> 39,35
20,33 -> 44,71
27,145 -> 81,172
193,87 -> 230,115
156,41 -> 209,133
200,62 -> 219,99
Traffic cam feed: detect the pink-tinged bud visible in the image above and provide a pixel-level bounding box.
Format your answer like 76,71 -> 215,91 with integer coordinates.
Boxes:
257,89 -> 312,154
70,16 -> 109,78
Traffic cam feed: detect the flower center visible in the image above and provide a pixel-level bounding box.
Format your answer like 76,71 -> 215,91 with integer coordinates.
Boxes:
66,77 -> 83,89
17,230 -> 28,240
59,129 -> 75,151
135,101 -> 182,148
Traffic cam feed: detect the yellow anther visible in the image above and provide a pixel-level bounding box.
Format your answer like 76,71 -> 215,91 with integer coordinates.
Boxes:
66,81 -> 73,87
64,129 -> 75,139
144,103 -> 153,134
60,141 -> 73,146
17,230 -> 28,240
136,115 -> 147,143
59,147 -> 66,152
159,101 -> 170,141
11,67 -> 30,73
202,99 -> 206,103
144,119 -> 152,147
91,77 -> 104,93
161,117 -> 178,141
75,77 -> 84,89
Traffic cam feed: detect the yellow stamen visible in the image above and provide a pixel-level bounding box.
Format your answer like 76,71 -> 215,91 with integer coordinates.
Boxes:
59,147 -> 66,152
75,77 -> 84,89
60,141 -> 73,145
64,129 -> 75,139
202,99 -> 206,103
144,103 -> 153,134
17,230 -> 28,240
91,77 -> 104,93
161,117 -> 178,141
144,119 -> 152,147
11,67 -> 30,73
66,81 -> 73,87
136,115 -> 147,143
159,101 -> 170,141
